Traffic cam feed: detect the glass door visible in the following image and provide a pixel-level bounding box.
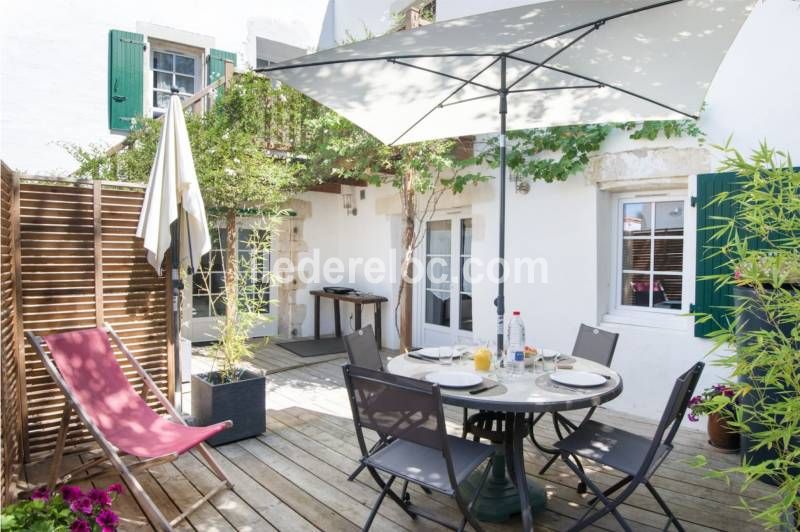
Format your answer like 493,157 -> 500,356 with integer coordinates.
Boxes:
188,219 -> 277,342
418,214 -> 473,347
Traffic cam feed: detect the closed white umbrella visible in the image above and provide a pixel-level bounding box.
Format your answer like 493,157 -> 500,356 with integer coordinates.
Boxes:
136,89 -> 211,408
137,91 -> 211,272
258,0 -> 753,359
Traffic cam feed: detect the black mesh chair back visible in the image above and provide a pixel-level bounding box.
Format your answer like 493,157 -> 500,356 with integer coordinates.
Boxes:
344,364 -> 444,451
571,324 -> 619,366
343,325 -> 383,372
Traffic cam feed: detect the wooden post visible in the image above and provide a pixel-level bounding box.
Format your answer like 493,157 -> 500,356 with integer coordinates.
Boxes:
93,181 -> 104,326
9,171 -> 29,461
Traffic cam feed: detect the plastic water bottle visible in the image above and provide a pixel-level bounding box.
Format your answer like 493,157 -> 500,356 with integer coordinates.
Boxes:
506,311 -> 526,375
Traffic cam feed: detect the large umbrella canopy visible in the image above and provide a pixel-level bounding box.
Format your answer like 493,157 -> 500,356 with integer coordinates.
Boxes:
262,0 -> 753,146
136,93 -> 211,273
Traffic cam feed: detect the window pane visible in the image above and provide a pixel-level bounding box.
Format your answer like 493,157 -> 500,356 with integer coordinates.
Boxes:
212,296 -> 226,316
459,293 -> 472,331
623,202 -> 651,236
192,273 -> 209,294
425,290 -> 450,327
654,275 -> 682,309
655,201 -> 684,236
654,239 -> 683,272
174,55 -> 195,75
460,218 -> 472,256
426,256 -> 451,290
153,91 -> 170,109
174,74 -> 194,94
622,239 -> 651,271
153,51 -> 173,71
460,257 -> 471,293
154,71 -> 172,90
210,272 -> 226,294
621,273 -> 651,307
192,296 -> 210,317
426,220 -> 451,255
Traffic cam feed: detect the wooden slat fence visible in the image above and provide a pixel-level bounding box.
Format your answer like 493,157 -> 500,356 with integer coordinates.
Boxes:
0,170 -> 172,477
1,162 -> 24,503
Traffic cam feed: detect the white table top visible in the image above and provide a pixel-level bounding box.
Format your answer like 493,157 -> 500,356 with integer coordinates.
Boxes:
386,353 -> 623,414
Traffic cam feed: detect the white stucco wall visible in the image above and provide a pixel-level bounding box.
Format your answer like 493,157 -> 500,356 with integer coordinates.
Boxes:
0,0 -> 402,174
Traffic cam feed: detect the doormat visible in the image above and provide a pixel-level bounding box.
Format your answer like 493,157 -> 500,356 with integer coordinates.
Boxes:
276,337 -> 346,358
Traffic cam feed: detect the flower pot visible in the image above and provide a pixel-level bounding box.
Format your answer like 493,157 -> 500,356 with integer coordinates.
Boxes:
191,370 -> 266,446
706,412 -> 739,452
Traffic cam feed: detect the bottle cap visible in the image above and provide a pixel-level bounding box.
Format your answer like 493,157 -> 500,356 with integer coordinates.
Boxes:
513,310 -> 520,316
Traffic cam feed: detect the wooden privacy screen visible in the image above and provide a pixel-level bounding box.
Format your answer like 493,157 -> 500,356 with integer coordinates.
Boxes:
0,173 -> 172,468
1,163 -> 23,503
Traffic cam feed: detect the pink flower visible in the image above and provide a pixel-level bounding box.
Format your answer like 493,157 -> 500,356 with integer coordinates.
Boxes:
96,509 -> 119,531
70,519 -> 91,532
88,487 -> 112,507
734,269 -> 742,280
31,486 -> 50,502
687,412 -> 699,422
70,496 -> 93,515
106,483 -> 124,496
60,485 -> 83,503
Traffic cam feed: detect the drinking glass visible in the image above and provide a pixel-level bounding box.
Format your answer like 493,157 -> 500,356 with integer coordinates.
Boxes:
438,346 -> 454,366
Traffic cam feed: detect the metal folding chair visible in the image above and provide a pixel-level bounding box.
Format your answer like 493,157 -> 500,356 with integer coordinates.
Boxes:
529,324 -> 619,488
343,364 -> 495,531
26,325 -> 234,531
555,361 -> 705,532
343,325 -> 384,371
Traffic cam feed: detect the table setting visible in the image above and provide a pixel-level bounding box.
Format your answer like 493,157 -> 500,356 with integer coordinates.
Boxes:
386,340 -> 623,528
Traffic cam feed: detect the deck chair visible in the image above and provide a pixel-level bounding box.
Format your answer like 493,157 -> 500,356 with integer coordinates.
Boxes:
26,325 -> 234,531
555,361 -> 705,532
343,364 -> 494,531
529,324 -> 619,487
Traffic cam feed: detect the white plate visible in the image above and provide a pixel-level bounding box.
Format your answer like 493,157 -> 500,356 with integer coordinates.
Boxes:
416,347 -> 456,359
424,371 -> 483,389
550,370 -> 607,387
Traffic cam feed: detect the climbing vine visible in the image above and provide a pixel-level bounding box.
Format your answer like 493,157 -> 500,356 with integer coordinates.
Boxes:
475,119 -> 704,183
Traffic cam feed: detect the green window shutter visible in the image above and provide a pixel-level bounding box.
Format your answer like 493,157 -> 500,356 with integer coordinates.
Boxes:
208,49 -> 237,100
694,172 -> 741,337
108,30 -> 145,131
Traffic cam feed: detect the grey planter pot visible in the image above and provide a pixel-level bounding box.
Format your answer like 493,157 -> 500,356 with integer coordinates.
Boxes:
733,285 -> 799,486
191,370 -> 266,446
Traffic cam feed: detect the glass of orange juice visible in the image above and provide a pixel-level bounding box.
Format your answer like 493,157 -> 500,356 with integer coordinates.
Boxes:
473,345 -> 492,372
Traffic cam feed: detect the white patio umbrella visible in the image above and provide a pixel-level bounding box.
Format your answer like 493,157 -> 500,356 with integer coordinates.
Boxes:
257,0 -> 753,354
137,88 -> 211,406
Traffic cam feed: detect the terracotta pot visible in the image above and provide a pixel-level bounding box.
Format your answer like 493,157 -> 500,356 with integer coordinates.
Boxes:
707,412 -> 740,451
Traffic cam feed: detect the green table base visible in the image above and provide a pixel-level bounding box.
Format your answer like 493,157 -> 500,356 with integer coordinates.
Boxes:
461,448 -> 547,523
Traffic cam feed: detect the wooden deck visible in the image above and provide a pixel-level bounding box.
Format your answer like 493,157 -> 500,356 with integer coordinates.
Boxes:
25,339 -> 772,532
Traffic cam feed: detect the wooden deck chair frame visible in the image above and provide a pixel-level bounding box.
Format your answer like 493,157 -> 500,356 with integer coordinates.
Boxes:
26,324 -> 234,531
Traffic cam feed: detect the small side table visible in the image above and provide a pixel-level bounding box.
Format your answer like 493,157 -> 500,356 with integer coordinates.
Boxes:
309,290 -> 388,348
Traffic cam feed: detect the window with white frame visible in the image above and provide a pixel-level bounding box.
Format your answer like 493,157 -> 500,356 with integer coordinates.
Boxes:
151,49 -> 198,116
616,197 -> 685,312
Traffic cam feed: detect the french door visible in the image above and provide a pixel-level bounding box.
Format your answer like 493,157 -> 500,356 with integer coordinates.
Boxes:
415,213 -> 474,347
187,218 -> 277,342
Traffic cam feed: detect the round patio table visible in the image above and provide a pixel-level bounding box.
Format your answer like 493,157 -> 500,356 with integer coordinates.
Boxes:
386,353 -> 623,532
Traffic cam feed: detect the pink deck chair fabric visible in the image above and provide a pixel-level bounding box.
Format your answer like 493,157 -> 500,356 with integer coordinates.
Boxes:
43,327 -> 228,458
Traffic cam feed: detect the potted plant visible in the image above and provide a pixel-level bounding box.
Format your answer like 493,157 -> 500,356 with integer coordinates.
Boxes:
695,143 -> 800,529
687,384 -> 740,451
191,227 -> 274,446
1,483 -> 124,531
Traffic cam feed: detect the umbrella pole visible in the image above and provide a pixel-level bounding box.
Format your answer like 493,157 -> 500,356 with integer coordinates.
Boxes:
170,217 -> 183,411
496,56 -> 507,359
